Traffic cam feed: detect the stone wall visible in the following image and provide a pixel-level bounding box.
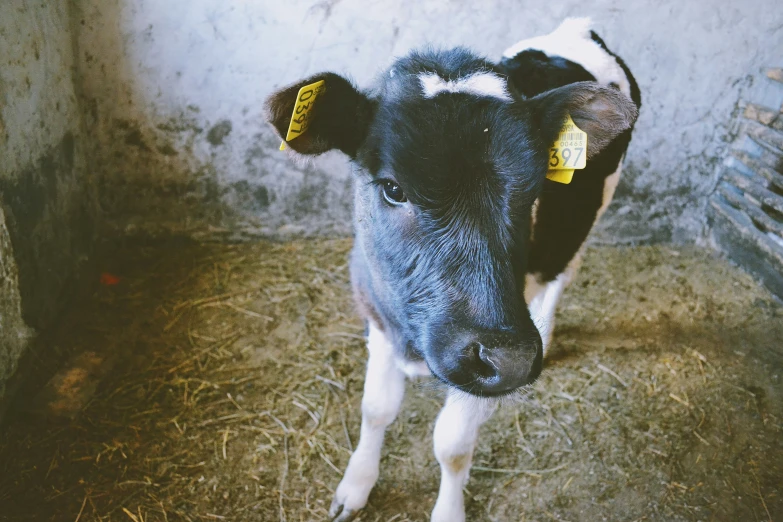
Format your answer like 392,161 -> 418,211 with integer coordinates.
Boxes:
0,1 -> 95,400
710,68 -> 783,299
0,208 -> 33,401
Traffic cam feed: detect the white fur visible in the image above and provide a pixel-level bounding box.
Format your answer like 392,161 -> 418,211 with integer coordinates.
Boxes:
526,272 -> 569,354
330,326 -> 500,522
597,165 -> 622,222
524,273 -> 546,308
431,391 -> 497,522
502,17 -> 632,99
329,323 -> 406,521
394,357 -> 431,378
419,72 -> 512,101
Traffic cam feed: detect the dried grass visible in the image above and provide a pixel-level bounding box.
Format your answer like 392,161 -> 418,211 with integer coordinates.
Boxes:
0,239 -> 781,521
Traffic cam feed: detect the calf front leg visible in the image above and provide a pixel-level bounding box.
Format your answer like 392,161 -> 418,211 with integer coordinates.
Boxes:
329,323 -> 406,522
431,391 -> 496,522
526,273 -> 568,353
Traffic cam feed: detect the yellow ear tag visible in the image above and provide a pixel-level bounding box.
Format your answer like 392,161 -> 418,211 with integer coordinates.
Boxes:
545,115 -> 587,184
279,79 -> 326,151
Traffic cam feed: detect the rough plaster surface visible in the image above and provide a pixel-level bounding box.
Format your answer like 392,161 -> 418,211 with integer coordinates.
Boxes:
0,1 -> 95,399
0,208 -> 33,401
73,0 -> 783,242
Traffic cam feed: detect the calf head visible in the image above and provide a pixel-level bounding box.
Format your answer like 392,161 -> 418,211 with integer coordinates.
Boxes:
266,49 -> 637,397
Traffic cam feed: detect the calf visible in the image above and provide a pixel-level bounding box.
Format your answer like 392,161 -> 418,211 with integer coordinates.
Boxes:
266,17 -> 640,522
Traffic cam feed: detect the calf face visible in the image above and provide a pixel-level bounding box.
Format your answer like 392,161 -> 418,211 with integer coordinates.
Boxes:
267,50 -> 637,397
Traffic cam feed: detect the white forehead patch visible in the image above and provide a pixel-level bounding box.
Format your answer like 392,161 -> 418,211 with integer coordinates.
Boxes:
502,17 -> 632,99
419,72 -> 512,101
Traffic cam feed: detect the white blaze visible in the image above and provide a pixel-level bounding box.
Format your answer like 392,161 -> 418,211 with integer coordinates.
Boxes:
419,72 -> 512,101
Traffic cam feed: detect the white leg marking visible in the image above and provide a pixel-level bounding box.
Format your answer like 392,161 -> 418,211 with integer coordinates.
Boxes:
527,273 -> 568,354
431,391 -> 497,522
524,272 -> 545,307
329,324 -> 406,521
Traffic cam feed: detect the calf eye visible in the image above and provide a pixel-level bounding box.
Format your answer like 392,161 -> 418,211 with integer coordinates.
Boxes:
381,180 -> 407,204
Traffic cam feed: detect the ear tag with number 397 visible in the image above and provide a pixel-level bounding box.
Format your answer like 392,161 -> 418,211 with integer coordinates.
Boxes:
279,79 -> 326,151
545,115 -> 587,184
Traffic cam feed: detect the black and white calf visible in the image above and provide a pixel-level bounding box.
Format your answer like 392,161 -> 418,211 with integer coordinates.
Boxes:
266,17 -> 640,522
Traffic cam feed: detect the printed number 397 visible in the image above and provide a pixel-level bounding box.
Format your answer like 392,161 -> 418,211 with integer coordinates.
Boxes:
550,147 -> 584,168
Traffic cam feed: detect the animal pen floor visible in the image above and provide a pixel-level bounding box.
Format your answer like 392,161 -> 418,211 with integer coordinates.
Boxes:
1,239 -> 781,522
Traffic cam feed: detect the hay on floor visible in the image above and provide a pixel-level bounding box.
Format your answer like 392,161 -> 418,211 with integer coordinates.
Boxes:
0,239 -> 781,521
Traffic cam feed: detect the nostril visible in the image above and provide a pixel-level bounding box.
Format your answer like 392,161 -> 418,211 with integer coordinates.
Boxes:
471,343 -> 497,379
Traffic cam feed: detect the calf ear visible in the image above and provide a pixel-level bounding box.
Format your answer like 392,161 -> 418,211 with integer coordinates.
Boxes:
527,81 -> 638,159
265,72 -> 374,157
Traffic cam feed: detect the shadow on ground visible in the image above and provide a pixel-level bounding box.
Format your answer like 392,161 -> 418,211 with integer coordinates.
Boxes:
0,239 -> 781,521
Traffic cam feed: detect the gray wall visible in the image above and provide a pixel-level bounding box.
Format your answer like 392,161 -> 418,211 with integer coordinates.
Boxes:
0,1 -> 95,400
73,0 -> 783,243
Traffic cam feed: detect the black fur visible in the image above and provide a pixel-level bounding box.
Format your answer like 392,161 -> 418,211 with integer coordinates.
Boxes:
526,128 -> 634,281
590,31 -> 642,109
266,72 -> 375,157
353,50 -> 554,393
498,32 -> 642,282
500,50 -> 596,98
265,45 -> 638,396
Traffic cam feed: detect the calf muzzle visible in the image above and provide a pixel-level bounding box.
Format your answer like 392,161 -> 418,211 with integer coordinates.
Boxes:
433,328 -> 543,396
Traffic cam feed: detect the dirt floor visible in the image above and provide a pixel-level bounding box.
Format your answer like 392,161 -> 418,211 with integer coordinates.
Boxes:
0,238 -> 781,522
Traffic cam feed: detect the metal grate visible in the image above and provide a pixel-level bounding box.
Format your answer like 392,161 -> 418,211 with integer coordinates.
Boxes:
710,68 -> 783,299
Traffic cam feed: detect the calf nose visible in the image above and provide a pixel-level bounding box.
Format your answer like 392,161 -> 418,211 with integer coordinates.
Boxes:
455,332 -> 542,395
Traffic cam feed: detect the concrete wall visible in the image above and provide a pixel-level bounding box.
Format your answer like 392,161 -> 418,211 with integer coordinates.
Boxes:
73,0 -> 783,243
0,1 -> 95,400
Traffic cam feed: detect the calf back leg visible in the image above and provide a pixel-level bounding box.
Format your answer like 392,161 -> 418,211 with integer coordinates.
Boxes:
431,391 -> 496,522
329,323 -> 406,521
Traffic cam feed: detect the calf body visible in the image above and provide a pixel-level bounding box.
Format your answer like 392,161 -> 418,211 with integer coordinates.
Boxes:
502,18 -> 642,348
266,18 -> 640,521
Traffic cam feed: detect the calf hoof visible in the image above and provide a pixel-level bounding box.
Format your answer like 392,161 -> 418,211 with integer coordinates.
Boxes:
329,499 -> 361,522
328,471 -> 376,522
